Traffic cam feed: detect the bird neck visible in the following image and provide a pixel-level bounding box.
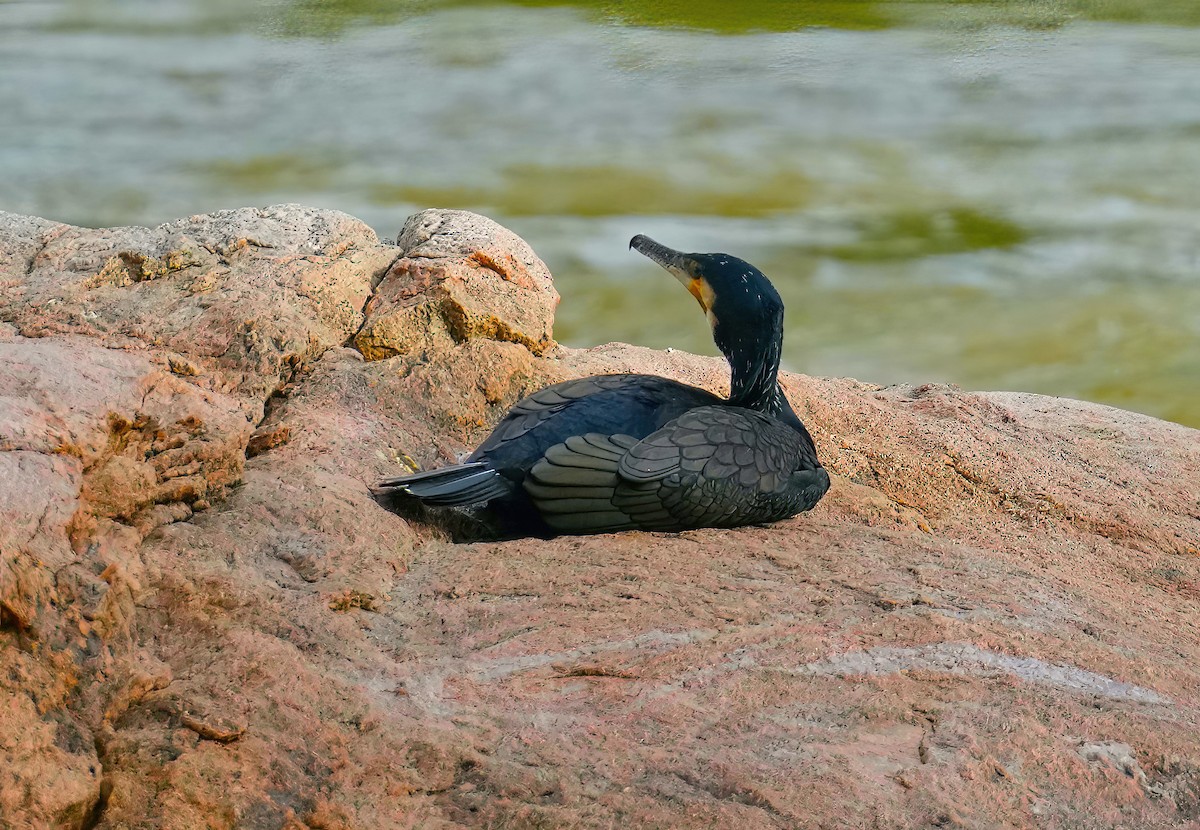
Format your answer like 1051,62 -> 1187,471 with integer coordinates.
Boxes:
723,331 -> 815,447
730,372 -> 782,411
725,336 -> 783,412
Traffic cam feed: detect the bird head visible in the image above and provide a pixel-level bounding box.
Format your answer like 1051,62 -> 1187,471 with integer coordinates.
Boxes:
630,234 -> 786,409
630,234 -> 783,346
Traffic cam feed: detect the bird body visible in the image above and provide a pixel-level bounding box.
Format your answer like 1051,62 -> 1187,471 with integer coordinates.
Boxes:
374,236 -> 830,536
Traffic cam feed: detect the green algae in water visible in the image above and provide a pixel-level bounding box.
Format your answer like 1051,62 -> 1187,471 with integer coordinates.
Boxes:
275,0 -> 433,37
952,287 -> 1200,428
476,0 -> 892,33
370,165 -> 812,218
37,0 -> 1200,38
44,0 -> 268,36
812,207 -> 1030,261
195,152 -> 348,191
277,0 -> 891,36
278,0 -> 1200,36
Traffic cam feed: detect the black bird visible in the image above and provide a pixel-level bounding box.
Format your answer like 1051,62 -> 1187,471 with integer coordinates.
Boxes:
373,235 -> 830,535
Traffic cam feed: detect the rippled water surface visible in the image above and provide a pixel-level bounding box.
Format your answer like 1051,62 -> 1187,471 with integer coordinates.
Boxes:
2,0 -> 1198,425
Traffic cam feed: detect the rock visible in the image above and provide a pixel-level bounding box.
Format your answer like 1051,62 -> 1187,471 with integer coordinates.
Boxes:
0,690 -> 102,829
1080,741 -> 1163,798
2,205 -> 397,410
1,205 -> 1198,829
0,212 -> 66,275
354,209 -> 558,360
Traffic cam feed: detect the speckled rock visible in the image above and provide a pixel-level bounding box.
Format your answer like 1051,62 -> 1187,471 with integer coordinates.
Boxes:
2,205 -> 397,411
1,206 -> 1198,830
354,209 -> 558,361
0,332 -> 252,624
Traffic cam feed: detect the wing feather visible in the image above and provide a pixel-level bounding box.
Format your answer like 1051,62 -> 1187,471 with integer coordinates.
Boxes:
524,433 -> 634,533
613,405 -> 827,529
529,462 -> 618,487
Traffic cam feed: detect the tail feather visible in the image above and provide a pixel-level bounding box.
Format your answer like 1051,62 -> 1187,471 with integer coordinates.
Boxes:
372,462 -> 513,507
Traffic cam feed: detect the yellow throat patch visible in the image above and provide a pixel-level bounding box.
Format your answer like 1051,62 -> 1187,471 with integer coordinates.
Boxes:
688,277 -> 716,311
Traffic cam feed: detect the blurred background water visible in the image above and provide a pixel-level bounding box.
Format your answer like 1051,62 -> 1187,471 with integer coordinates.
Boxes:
2,0 -> 1198,426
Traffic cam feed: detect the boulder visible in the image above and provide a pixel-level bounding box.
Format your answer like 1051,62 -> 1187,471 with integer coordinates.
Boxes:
0,205 -> 1197,829
354,209 -> 558,361
4,205 -> 397,411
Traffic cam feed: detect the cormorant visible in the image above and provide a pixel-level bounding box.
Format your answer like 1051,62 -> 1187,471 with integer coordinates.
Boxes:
373,235 -> 830,535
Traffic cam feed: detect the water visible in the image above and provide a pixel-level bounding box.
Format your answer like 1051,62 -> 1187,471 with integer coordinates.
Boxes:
2,0 -> 1198,426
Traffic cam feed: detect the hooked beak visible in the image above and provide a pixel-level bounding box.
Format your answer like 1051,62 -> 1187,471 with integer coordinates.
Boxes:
629,234 -> 713,312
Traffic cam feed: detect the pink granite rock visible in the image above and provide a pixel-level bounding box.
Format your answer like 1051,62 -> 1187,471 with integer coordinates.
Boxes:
354,209 -> 558,361
1,205 -> 1197,829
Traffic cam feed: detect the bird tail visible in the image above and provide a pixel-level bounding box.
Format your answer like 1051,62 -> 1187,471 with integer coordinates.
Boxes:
372,462 -> 513,507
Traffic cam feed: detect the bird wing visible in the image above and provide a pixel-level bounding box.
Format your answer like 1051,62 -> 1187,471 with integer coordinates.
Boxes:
523,432 -> 641,533
614,405 -> 822,529
523,406 -> 823,534
472,375 -> 642,455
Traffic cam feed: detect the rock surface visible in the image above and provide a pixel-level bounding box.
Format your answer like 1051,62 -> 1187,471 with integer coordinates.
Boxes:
1,206 -> 1198,829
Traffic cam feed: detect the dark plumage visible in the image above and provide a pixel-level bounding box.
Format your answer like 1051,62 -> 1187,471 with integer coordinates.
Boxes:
373,235 -> 830,535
